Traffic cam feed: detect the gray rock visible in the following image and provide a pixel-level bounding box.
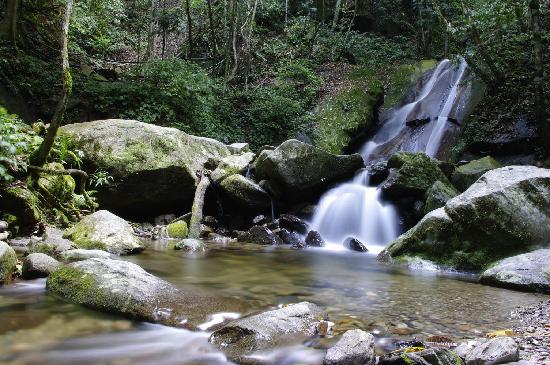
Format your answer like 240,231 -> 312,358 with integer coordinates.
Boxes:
380,166 -> 550,271
60,119 -> 229,214
0,220 -> 8,232
452,156 -> 501,191
343,237 -> 368,252
63,210 -> 143,255
306,231 -> 325,247
480,249 -> 550,293
29,227 -> 74,256
219,175 -> 272,211
211,152 -> 256,183
59,249 -> 111,262
228,143 -> 251,154
324,329 -> 375,365
278,229 -> 304,247
0,231 -> 8,241
243,226 -> 282,245
278,214 -> 309,234
0,241 -> 17,284
47,258 -> 246,328
22,253 -> 61,279
456,337 -> 519,365
209,302 -> 325,359
424,180 -> 459,214
378,348 -> 464,365
174,239 -> 207,252
255,140 -> 363,201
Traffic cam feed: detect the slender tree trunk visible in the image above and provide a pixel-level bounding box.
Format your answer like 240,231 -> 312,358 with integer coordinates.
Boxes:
189,171 -> 211,239
224,0 -> 237,83
1,0 -> 20,44
528,0 -> 548,154
31,0 -> 74,167
285,0 -> 289,26
185,0 -> 193,58
145,0 -> 158,60
206,0 -> 218,54
332,0 -> 342,30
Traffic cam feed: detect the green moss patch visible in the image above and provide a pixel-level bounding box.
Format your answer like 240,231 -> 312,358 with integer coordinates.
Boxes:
167,220 -> 188,239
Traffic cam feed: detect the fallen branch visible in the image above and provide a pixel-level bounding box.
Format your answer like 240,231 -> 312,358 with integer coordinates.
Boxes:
188,170 -> 212,239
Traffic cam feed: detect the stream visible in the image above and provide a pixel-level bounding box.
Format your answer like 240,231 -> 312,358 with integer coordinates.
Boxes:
0,242 -> 545,365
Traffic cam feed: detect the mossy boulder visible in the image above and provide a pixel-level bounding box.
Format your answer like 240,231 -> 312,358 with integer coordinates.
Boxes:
36,162 -> 76,202
47,258 -> 247,328
219,175 -> 271,211
452,156 -> 501,191
29,227 -> 74,256
0,185 -> 41,230
59,249 -> 111,262
22,253 -> 61,279
59,119 -> 230,216
63,210 -> 143,255
255,139 -> 364,202
382,152 -> 451,200
0,241 -> 17,284
424,180 -> 459,214
211,152 -> 255,183
380,166 -> 550,271
314,83 -> 383,154
167,220 -> 188,239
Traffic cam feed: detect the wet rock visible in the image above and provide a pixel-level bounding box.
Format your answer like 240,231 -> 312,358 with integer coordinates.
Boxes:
154,214 -> 177,226
219,175 -> 272,211
63,210 -> 143,255
343,237 -> 368,252
60,249 -> 111,262
306,231 -> 325,247
364,161 -> 390,185
22,253 -> 61,279
0,241 -> 17,284
381,166 -> 550,271
202,216 -> 219,228
480,249 -> 550,293
28,227 -> 74,256
255,140 -> 364,202
244,226 -> 282,245
0,221 -> 8,232
424,180 -> 459,214
378,348 -> 463,365
455,337 -> 519,365
209,302 -> 325,359
382,152 -> 451,200
406,117 -> 431,127
166,220 -> 188,239
47,258 -> 246,328
174,239 -> 207,252
278,214 -> 309,234
206,233 -> 233,244
60,119 -> 230,215
324,329 -> 375,365
452,156 -> 501,191
278,229 -> 304,247
252,215 -> 268,226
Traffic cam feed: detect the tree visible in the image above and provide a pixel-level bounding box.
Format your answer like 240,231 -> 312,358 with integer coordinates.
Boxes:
1,0 -> 20,44
31,0 -> 74,167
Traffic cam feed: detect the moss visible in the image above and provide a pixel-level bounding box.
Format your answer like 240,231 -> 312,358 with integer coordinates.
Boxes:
0,243 -> 17,283
2,185 -> 42,227
383,59 -> 438,108
63,225 -> 107,250
47,266 -> 112,308
167,220 -> 188,239
36,162 -> 76,202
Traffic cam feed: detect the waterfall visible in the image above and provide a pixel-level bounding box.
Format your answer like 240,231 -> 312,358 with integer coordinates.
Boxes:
311,59 -> 473,253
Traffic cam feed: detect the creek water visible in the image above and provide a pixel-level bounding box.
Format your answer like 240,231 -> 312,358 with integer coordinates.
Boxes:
311,59 -> 475,252
0,242 -> 545,365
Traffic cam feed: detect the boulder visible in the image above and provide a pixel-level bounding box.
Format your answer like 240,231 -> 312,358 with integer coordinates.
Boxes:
29,227 -> 74,256
241,226 -> 282,245
227,143 -> 251,154
47,258 -> 246,328
21,253 -> 61,279
380,166 -> 550,270
59,120 -> 230,215
278,229 -> 304,247
36,162 -> 76,202
343,237 -> 369,252
174,239 -> 207,252
0,241 -> 17,284
211,152 -> 255,183
167,220 -> 188,239
324,329 -> 375,365
0,185 -> 41,230
219,175 -> 272,211
278,214 -> 309,234
424,180 -> 459,214
255,140 -> 363,201
455,337 -> 519,365
60,249 -> 111,262
63,210 -> 143,255
480,249 -> 550,293
306,230 -> 325,247
382,152 -> 451,200
209,302 -> 325,359
452,156 -> 501,191
378,348 -> 463,365
0,221 -> 8,232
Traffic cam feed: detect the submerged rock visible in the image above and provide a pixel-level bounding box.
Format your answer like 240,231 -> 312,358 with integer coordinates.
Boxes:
0,241 -> 17,284
174,239 -> 207,252
305,230 -> 325,247
324,329 -> 375,365
22,253 -> 61,279
47,258 -> 246,328
59,249 -> 111,262
63,210 -> 143,255
209,302 -> 325,359
455,337 -> 519,365
60,119 -> 230,215
343,237 -> 368,252
378,348 -> 463,365
452,156 -> 501,191
480,249 -> 550,293
255,140 -> 363,202
381,166 -> 550,270
219,175 -> 272,211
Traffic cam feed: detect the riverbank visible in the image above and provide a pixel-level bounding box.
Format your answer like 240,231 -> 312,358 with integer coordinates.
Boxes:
514,299 -> 550,364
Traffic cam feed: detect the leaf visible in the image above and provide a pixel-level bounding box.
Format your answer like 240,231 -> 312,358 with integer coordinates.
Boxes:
486,329 -> 515,338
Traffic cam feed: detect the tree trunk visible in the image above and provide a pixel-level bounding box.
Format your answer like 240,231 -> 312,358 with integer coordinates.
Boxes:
206,0 -> 218,55
1,0 -> 20,44
188,171 -> 211,239
224,0 -> 237,84
185,0 -> 193,58
332,0 -> 342,30
31,0 -> 74,167
145,0 -> 158,60
528,0 -> 548,154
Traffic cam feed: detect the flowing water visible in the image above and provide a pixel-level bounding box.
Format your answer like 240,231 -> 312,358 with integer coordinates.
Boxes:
0,243 -> 545,365
311,59 -> 476,252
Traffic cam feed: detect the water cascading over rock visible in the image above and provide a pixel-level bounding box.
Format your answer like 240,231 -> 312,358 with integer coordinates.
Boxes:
311,59 -> 479,252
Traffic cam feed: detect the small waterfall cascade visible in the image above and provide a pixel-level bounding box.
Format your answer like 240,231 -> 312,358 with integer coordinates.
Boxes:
311,59 -> 476,253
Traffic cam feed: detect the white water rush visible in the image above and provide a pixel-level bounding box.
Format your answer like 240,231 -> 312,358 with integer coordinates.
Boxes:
311,59 -> 472,253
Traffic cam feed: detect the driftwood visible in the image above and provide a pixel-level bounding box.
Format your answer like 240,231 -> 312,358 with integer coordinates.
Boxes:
188,170 -> 212,239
